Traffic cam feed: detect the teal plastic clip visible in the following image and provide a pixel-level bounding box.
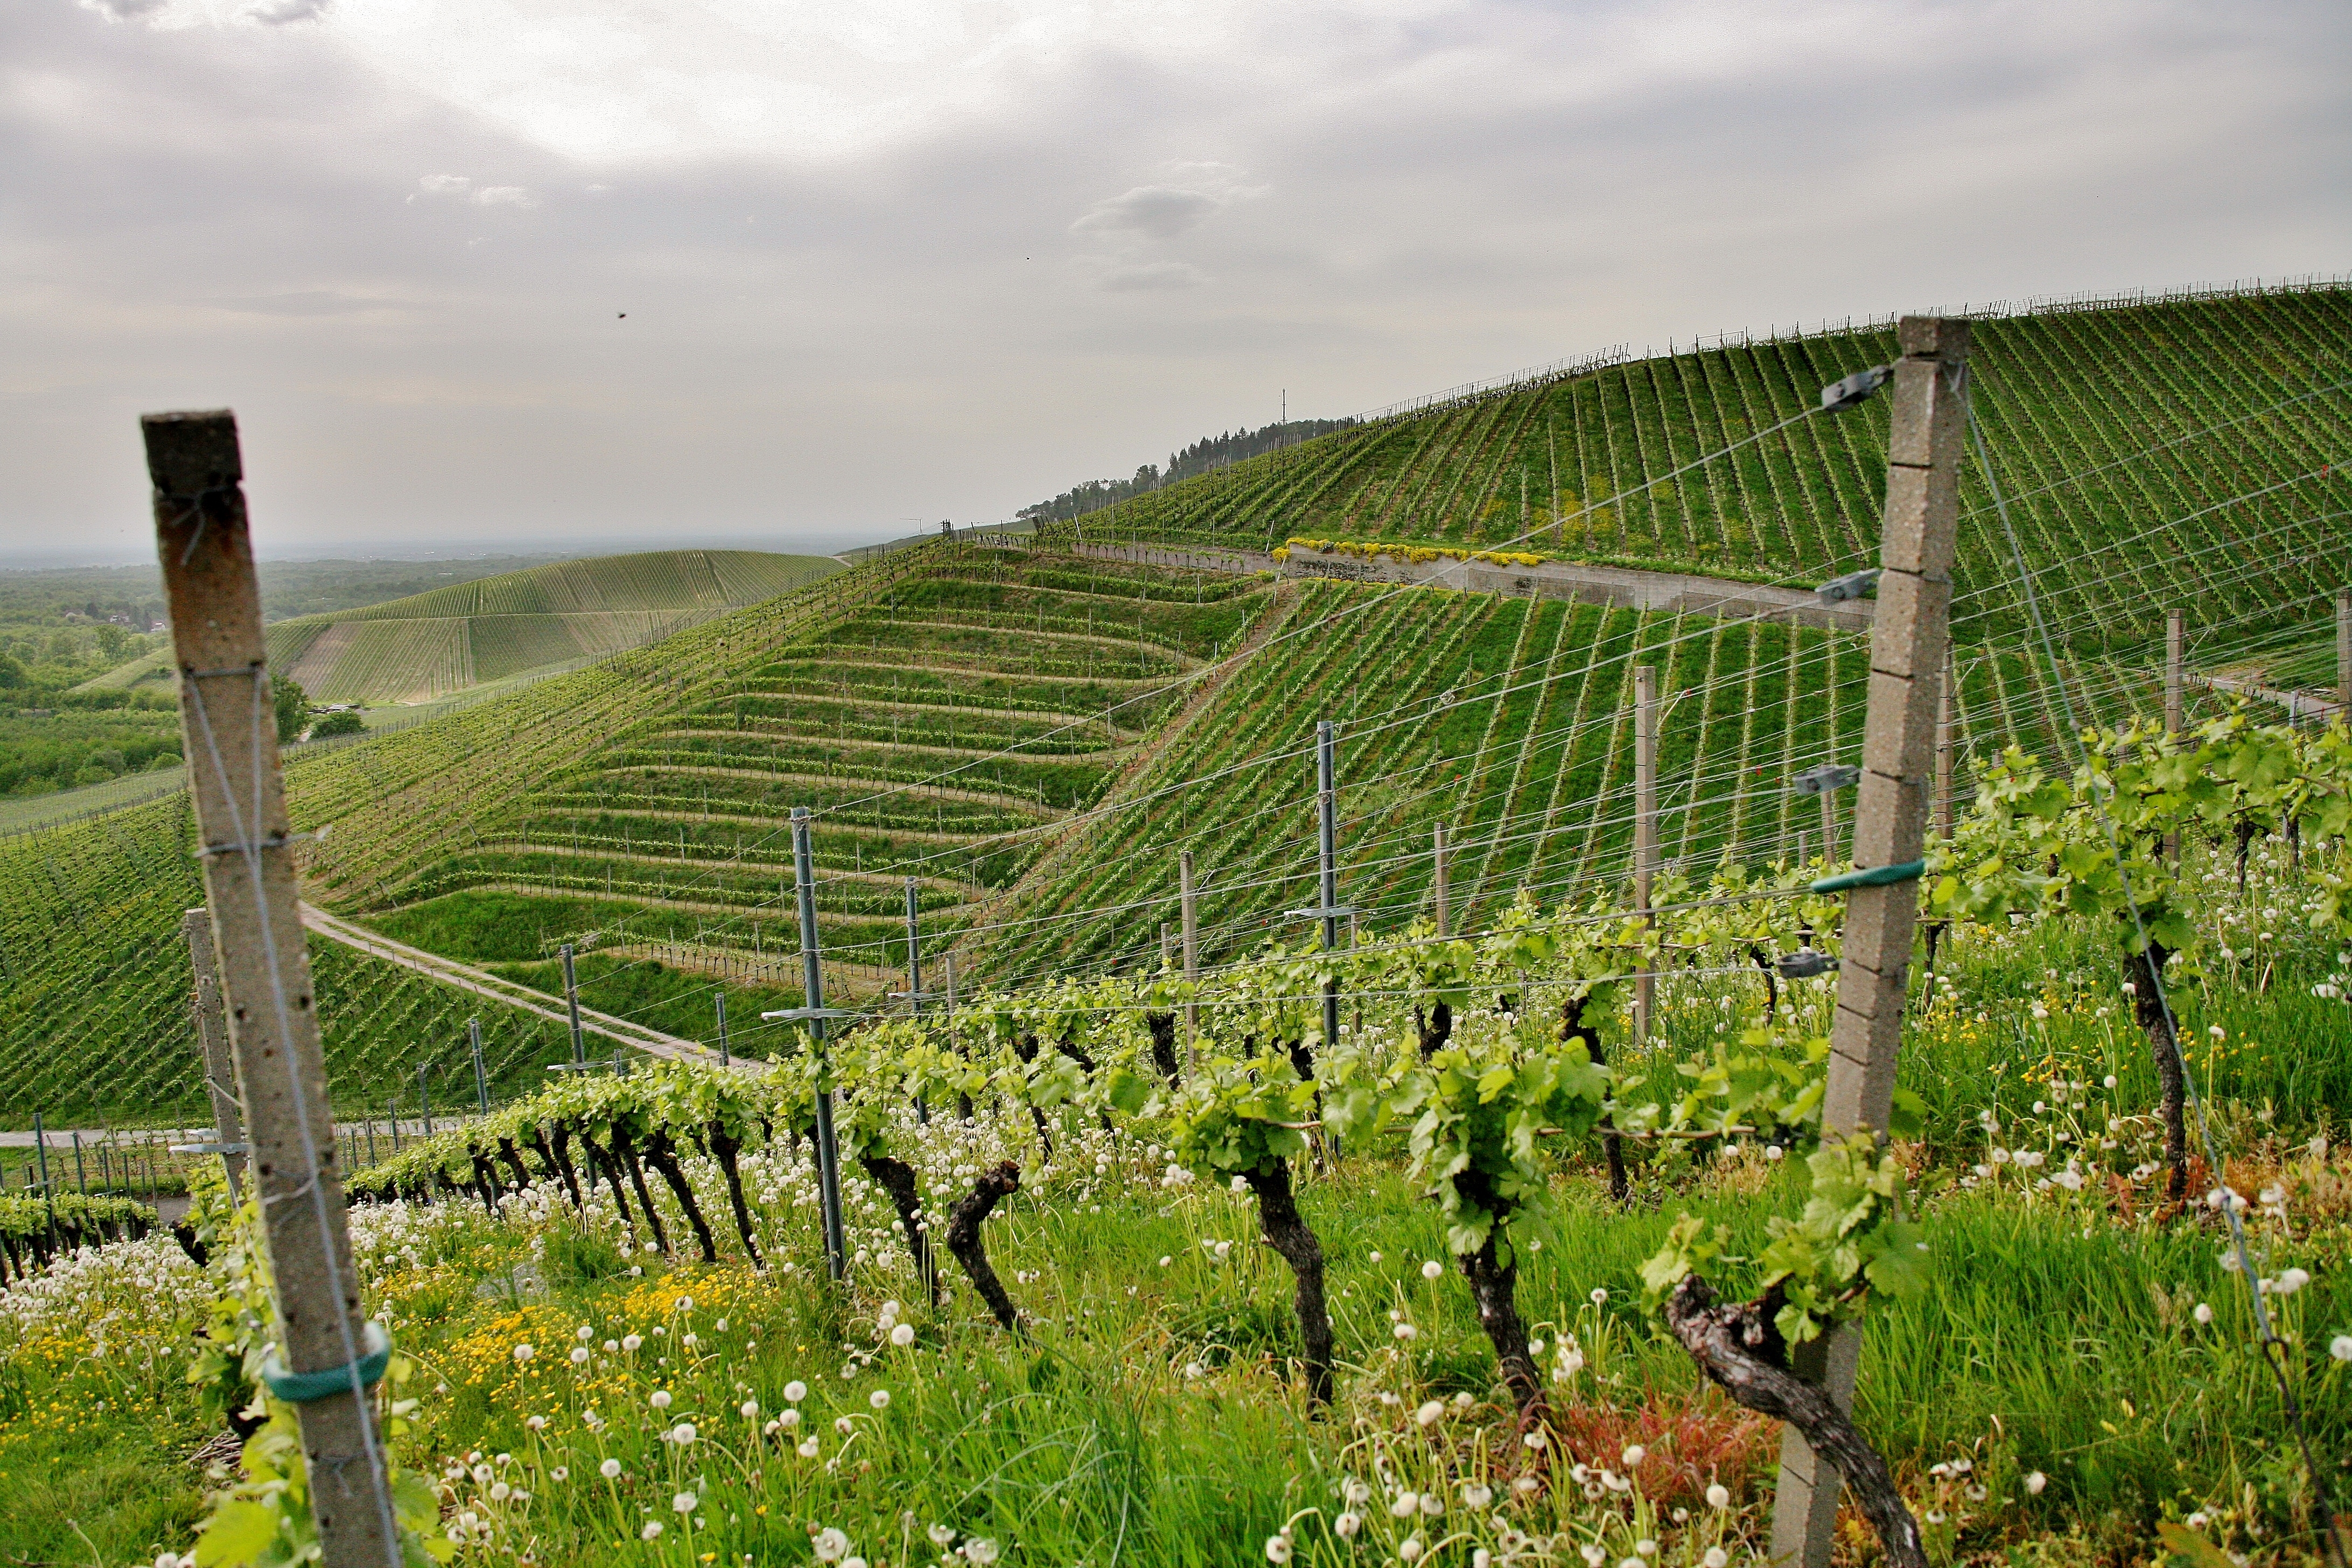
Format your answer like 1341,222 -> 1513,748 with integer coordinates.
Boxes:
258,1320 -> 392,1403
1809,859 -> 1927,895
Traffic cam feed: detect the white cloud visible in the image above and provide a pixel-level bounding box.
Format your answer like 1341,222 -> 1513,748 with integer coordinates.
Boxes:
417,173 -> 471,194
471,185 -> 537,207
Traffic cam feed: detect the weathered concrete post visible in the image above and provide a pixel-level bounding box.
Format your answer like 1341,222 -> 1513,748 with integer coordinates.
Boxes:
1770,317 -> 1969,1568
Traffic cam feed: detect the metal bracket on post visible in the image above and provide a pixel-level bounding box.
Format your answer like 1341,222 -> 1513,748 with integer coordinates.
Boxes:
1789,764 -> 1860,796
1769,318 -> 1968,1568
1815,568 -> 1882,606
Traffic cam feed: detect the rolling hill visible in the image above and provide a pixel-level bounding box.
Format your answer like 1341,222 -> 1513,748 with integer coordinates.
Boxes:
4,281 -> 2344,1117
87,549 -> 843,706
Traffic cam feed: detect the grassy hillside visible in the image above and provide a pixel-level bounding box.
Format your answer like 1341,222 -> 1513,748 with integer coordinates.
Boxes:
3,285 -> 2342,1111
91,549 -> 843,707
1062,285 -> 2351,657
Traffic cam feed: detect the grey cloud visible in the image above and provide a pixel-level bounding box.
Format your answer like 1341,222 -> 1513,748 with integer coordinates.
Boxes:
245,0 -> 331,24
1098,260 -> 1210,291
75,0 -> 167,20
1072,185 -> 1222,240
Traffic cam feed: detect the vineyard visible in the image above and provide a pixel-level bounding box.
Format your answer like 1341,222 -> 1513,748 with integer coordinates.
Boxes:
0,289 -> 2348,1568
1062,285 -> 2350,658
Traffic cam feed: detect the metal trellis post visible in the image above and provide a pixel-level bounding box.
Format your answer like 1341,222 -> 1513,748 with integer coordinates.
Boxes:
1633,664 -> 1657,1045
1179,850 -> 1201,1067
145,408 -> 400,1568
470,1018 -> 489,1114
561,944 -> 585,1067
766,807 -> 849,1280
1769,317 -> 1968,1568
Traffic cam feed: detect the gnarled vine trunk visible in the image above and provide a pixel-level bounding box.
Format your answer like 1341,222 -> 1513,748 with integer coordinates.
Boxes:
1413,1000 -> 1453,1061
541,1124 -> 583,1208
944,1160 -> 1025,1333
578,1130 -> 636,1231
608,1122 -> 671,1255
1560,997 -> 1628,1201
859,1152 -> 940,1307
704,1122 -> 764,1268
2128,942 -> 2189,1201
643,1126 -> 718,1263
496,1137 -> 533,1194
1450,1167 -> 1545,1426
1663,1275 -> 1926,1568
1241,1157 -> 1334,1404
1145,1012 -> 1181,1083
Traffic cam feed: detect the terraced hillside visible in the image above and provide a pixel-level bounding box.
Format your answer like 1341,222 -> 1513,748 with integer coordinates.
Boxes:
297,544 -> 1275,992
1063,284 -> 2352,658
95,549 -> 842,706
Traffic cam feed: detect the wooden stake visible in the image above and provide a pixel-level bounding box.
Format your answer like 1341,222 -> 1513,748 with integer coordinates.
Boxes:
183,907 -> 248,1201
1633,663 -> 1657,1045
1769,318 -> 1969,1568
145,410 -> 400,1567
1819,784 -> 1840,866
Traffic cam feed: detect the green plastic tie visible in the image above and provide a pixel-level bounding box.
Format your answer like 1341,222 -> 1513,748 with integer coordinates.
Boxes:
258,1320 -> 392,1404
1809,859 -> 1927,895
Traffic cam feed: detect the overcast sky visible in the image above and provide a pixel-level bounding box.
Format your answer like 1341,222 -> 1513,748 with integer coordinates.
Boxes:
3,0 -> 2346,565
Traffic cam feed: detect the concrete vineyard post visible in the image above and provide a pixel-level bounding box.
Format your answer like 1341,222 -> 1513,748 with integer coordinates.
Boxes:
32,1116 -> 50,1238
715,992 -> 730,1067
1768,317 -> 1969,1568
1433,824 -> 1451,938
1633,664 -> 1657,1045
2166,610 -> 2185,734
417,1063 -> 432,1139
184,907 -> 249,1201
561,944 -> 586,1067
1819,785 -> 1840,865
2165,609 -> 2185,863
902,876 -> 928,1123
469,1018 -> 488,1114
2336,590 -> 2348,722
144,409 -> 401,1568
1315,720 -> 1343,1054
1180,850 -> 1201,1068
72,1132 -> 86,1195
